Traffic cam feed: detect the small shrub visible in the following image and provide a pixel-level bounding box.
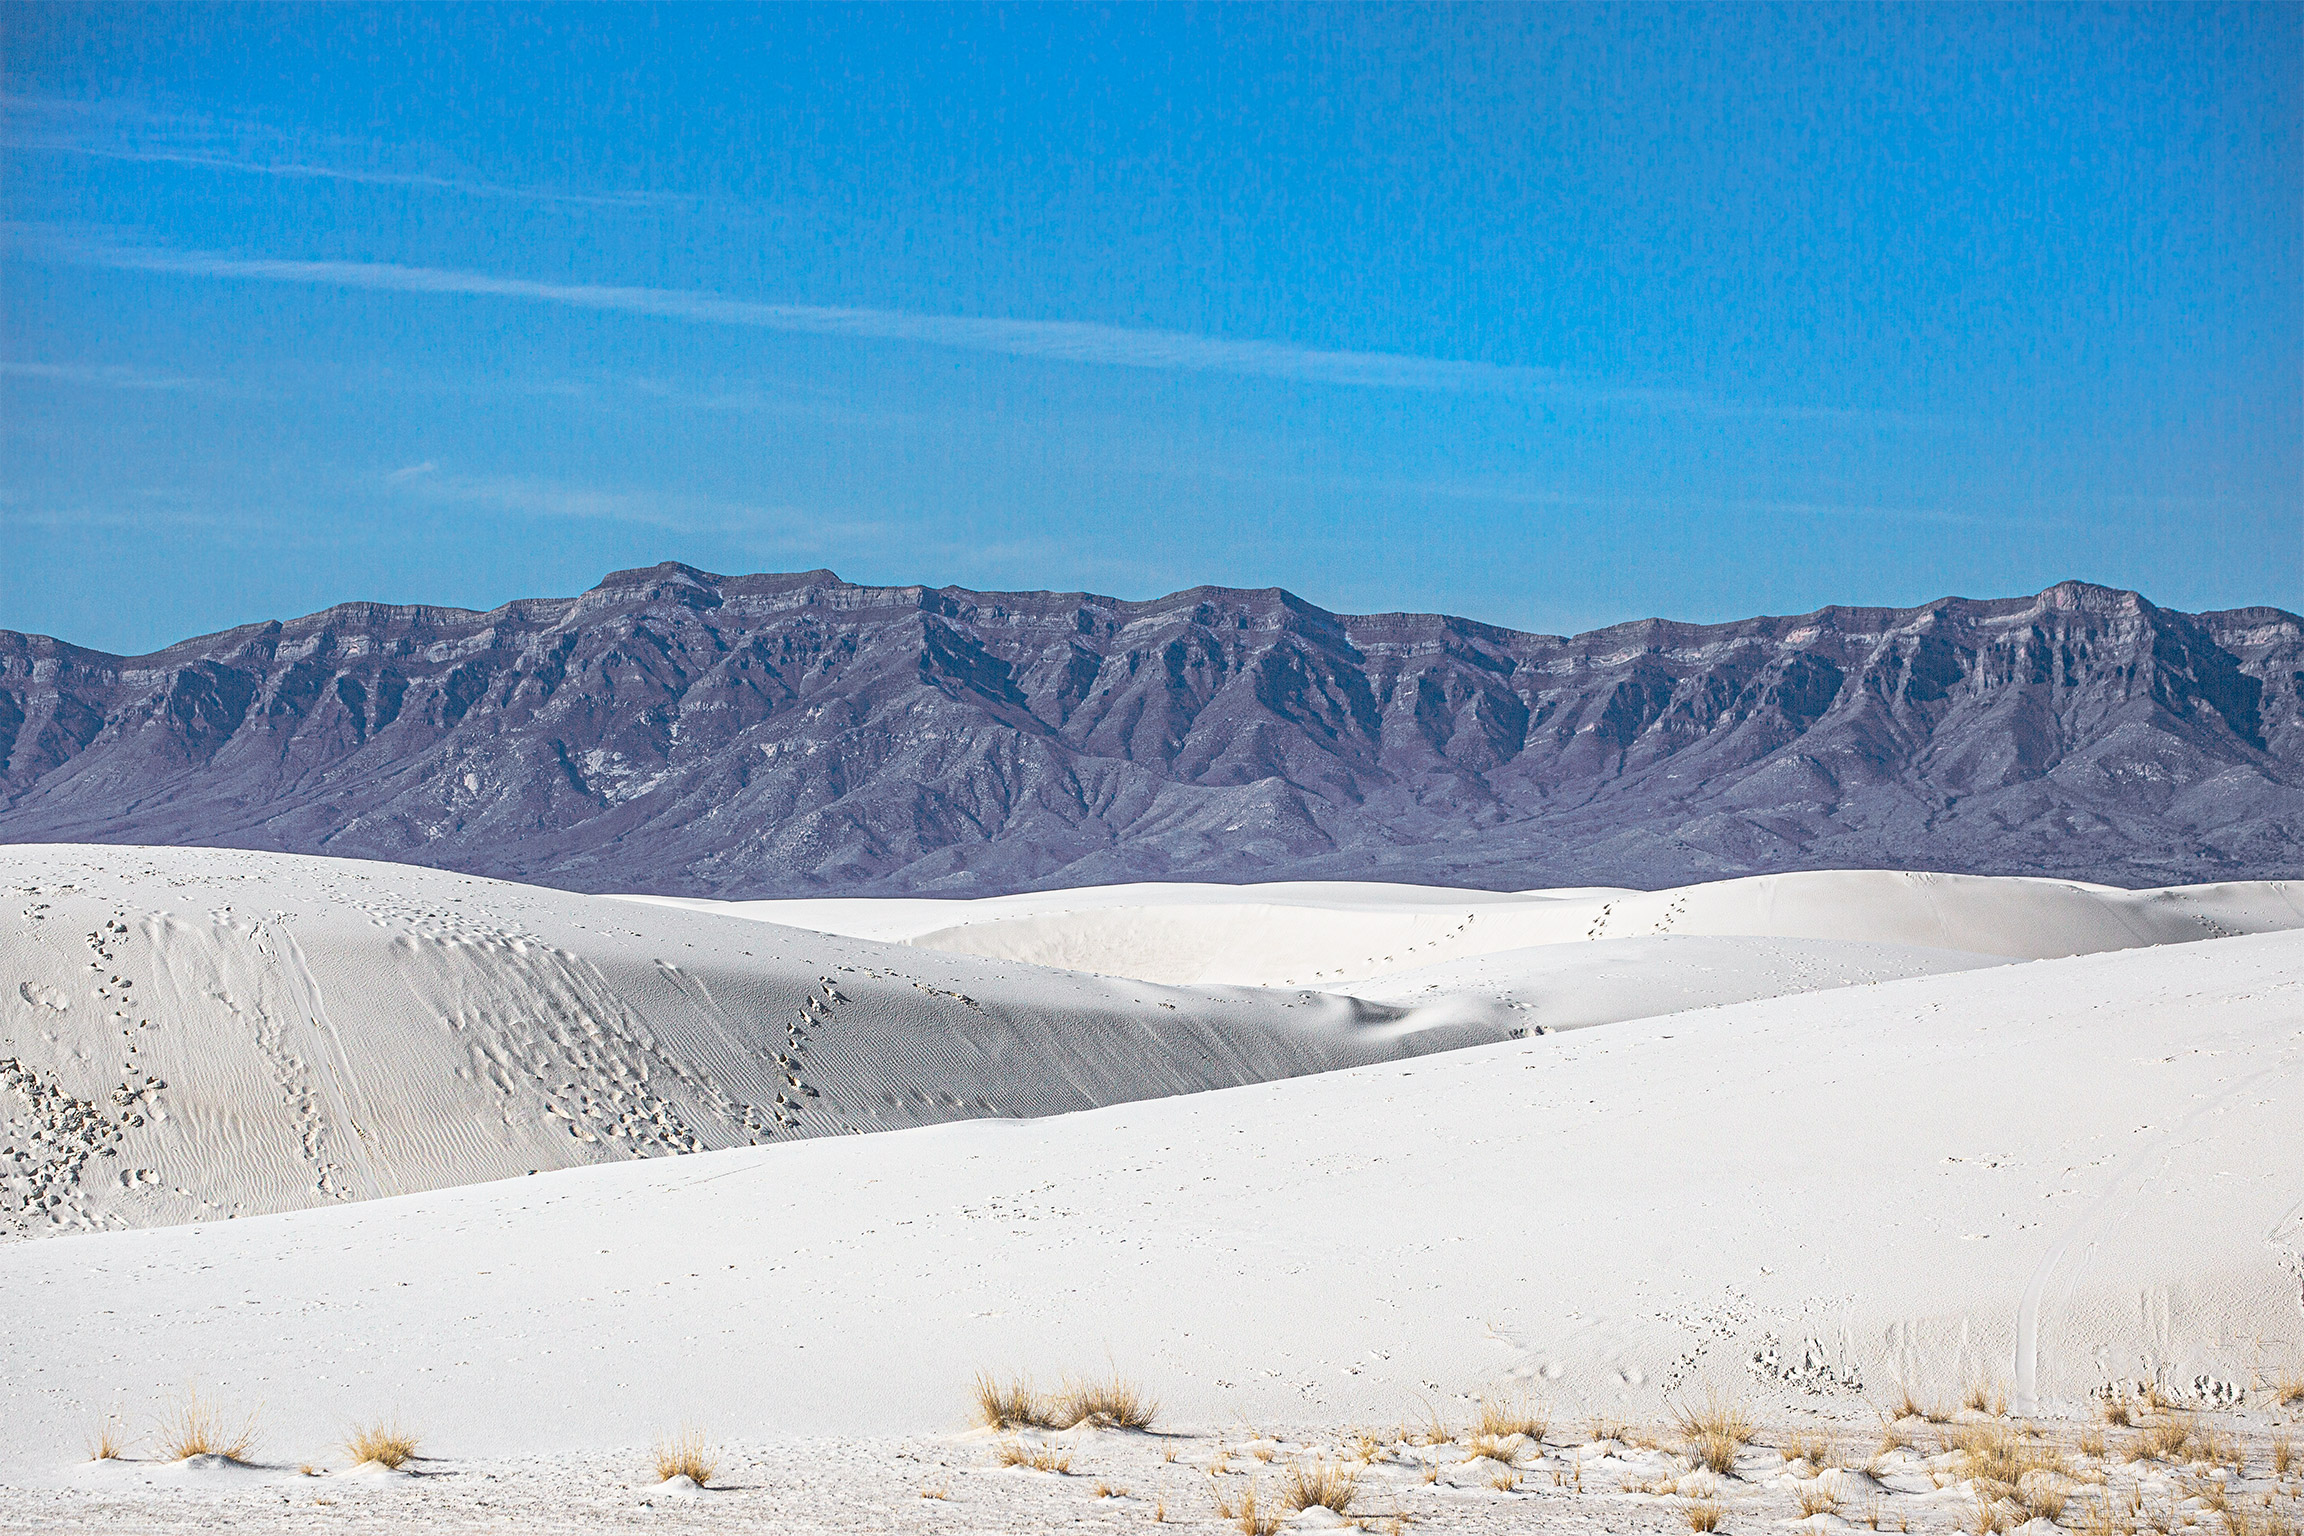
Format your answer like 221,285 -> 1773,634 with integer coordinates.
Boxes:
652,1427 -> 716,1485
344,1420 -> 419,1471
154,1387 -> 257,1463
1686,1498 -> 1725,1532
1280,1460 -> 1357,1515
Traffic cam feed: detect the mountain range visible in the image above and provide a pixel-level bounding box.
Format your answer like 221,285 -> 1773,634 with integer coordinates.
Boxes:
2,564 -> 2298,894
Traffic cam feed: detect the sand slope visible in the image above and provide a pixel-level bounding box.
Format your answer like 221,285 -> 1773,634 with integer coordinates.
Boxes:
664,871 -> 2304,986
0,923 -> 2296,1484
3,847 -> 2014,1238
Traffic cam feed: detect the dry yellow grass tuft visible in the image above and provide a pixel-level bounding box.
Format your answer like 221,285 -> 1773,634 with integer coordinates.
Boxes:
1477,1391 -> 1549,1442
2271,1435 -> 2292,1476
1947,1419 -> 2069,1489
2123,1416 -> 2197,1464
1214,1483 -> 1281,1535
2080,1425 -> 2108,1459
1490,1470 -> 1521,1491
1281,1460 -> 1358,1515
1895,1387 -> 1950,1425
1586,1412 -> 1631,1445
2275,1370 -> 2304,1408
1686,1497 -> 1725,1532
973,1371 -> 1054,1430
1796,1484 -> 1842,1518
1781,1429 -> 1838,1469
86,1419 -> 129,1461
1672,1393 -> 1755,1478
651,1427 -> 717,1485
343,1420 -> 419,1471
154,1387 -> 258,1463
995,1440 -> 1071,1474
1056,1373 -> 1158,1431
1878,1418 -> 1917,1455
1462,1432 -> 1527,1466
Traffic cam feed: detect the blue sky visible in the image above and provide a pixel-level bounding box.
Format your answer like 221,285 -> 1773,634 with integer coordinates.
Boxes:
3,3 -> 2297,655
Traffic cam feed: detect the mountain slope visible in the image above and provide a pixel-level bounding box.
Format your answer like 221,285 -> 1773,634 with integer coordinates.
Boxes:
1,566 -> 2299,894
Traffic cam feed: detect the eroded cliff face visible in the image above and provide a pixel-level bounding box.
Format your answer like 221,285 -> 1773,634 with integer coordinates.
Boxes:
3,565 -> 2298,894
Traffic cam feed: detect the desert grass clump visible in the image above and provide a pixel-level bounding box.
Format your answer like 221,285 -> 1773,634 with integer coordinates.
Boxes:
1477,1391 -> 1549,1442
2080,1425 -> 2109,1459
1055,1373 -> 1158,1431
1280,1460 -> 1358,1515
1686,1497 -> 1725,1532
973,1371 -> 1055,1430
1897,1387 -> 1950,1424
1969,1492 -> 2016,1535
2274,1370 -> 2304,1408
1462,1432 -> 1527,1466
1586,1412 -> 1631,1445
1215,1482 -> 1281,1535
1948,1419 -> 2069,1490
2270,1435 -> 2292,1476
1674,1391 -> 1757,1478
1781,1429 -> 1838,1469
2018,1470 -> 2070,1523
2124,1416 -> 2197,1465
995,1440 -> 1071,1474
1796,1484 -> 1843,1518
86,1418 -> 130,1461
154,1387 -> 257,1463
343,1420 -> 419,1471
1490,1469 -> 1521,1491
1878,1417 -> 1917,1455
651,1427 -> 716,1486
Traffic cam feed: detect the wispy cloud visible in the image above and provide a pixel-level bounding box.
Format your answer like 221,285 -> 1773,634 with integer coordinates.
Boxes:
1,359 -> 214,391
1,93 -> 682,210
35,236 -> 1564,394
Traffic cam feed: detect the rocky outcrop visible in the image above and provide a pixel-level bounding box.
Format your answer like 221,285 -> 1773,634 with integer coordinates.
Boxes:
2,566 -> 2298,893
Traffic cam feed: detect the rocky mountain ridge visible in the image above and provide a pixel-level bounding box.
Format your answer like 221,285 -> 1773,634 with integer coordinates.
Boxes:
2,565 -> 2298,893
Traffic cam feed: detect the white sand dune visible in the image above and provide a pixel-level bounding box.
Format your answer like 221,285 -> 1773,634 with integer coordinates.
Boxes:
1,921 -> 2296,1490
648,870 -> 2304,986
1,846 -> 2015,1238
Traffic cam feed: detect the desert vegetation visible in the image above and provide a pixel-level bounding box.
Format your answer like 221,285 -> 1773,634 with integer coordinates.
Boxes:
344,1419 -> 420,1470
153,1387 -> 258,1463
651,1427 -> 717,1486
